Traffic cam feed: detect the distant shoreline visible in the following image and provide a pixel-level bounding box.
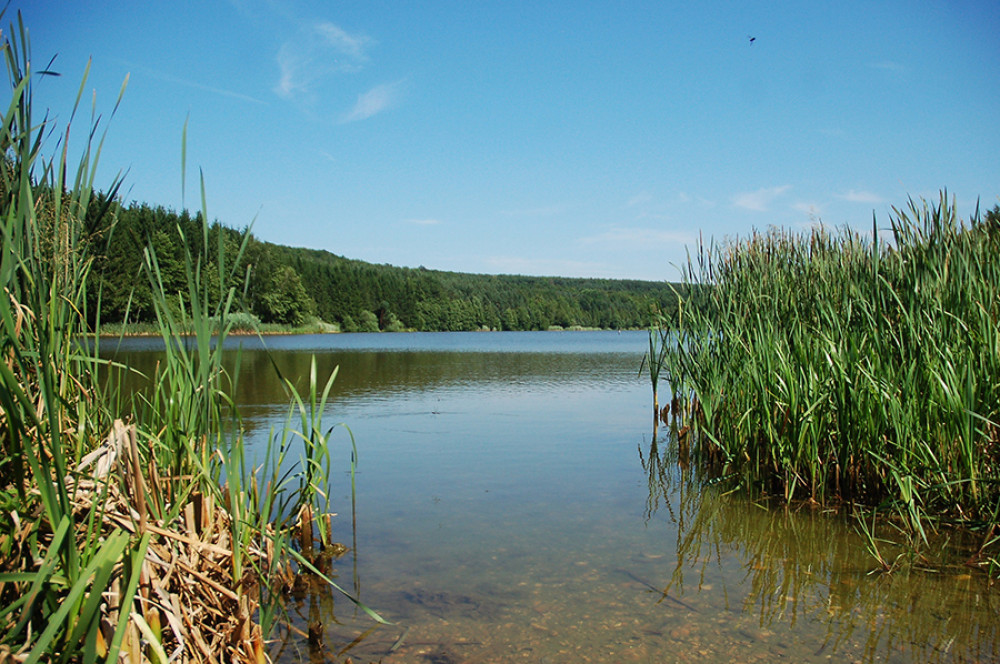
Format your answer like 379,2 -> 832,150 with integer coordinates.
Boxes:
93,324 -> 626,338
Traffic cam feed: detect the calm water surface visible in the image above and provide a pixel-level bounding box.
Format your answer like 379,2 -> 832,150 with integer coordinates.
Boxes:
108,331 -> 999,663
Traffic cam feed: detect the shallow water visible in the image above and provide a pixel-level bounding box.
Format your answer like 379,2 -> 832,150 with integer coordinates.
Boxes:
107,331 -> 1000,663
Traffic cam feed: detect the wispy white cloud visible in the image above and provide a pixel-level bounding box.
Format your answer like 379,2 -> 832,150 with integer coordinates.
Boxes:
315,22 -> 372,62
622,191 -> 715,225
274,21 -> 374,98
840,189 -> 885,204
632,211 -> 673,222
733,185 -> 791,212
672,192 -> 716,208
626,191 -> 653,207
576,227 -> 696,247
126,62 -> 266,104
625,191 -> 715,212
339,81 -> 404,123
679,192 -> 716,208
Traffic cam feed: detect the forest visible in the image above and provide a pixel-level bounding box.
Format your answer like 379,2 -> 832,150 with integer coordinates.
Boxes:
87,197 -> 683,332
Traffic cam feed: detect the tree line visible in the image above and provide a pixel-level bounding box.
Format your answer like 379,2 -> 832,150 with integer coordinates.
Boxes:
85,198 -> 683,331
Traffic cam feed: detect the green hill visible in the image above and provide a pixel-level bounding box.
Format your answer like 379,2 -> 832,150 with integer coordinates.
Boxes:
90,199 -> 681,331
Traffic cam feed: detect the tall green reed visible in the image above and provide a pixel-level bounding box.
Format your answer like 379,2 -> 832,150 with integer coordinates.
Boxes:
0,9 -> 139,659
639,311 -> 669,423
0,12 -> 380,659
133,121 -> 383,625
658,193 -> 1000,542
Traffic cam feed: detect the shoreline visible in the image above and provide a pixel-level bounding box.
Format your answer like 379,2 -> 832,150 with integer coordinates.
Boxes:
92,324 -> 630,338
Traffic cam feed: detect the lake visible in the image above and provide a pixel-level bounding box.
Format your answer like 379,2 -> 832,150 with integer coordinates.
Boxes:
106,331 -> 999,663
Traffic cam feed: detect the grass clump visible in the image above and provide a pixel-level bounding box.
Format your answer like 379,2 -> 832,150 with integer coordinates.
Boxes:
657,193 -> 1000,559
0,11 -> 378,662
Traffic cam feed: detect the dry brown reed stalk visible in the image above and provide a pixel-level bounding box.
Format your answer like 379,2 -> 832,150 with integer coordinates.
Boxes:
109,424 -> 275,663
2,419 -> 300,664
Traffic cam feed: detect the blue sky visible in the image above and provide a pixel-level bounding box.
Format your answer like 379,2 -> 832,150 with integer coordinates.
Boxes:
17,1 -> 1000,281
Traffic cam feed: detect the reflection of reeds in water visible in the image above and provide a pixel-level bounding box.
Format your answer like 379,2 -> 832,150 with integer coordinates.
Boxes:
641,434 -> 1000,663
640,323 -> 669,429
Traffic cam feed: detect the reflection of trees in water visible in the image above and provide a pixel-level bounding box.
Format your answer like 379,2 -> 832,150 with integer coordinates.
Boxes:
113,348 -> 634,405
110,348 -> 636,440
641,425 -> 1000,664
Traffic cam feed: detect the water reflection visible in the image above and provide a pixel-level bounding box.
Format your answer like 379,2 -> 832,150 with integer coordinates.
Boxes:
107,341 -> 639,431
270,547 -> 382,664
642,426 -> 1000,664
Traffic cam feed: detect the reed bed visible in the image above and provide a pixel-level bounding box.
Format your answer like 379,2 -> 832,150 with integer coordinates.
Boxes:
0,12 -> 377,662
654,194 -> 1000,555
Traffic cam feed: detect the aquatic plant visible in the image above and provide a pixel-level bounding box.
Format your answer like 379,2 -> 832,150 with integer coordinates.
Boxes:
0,12 -> 379,661
0,10 -> 136,659
639,313 -> 670,423
657,192 -> 1000,555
